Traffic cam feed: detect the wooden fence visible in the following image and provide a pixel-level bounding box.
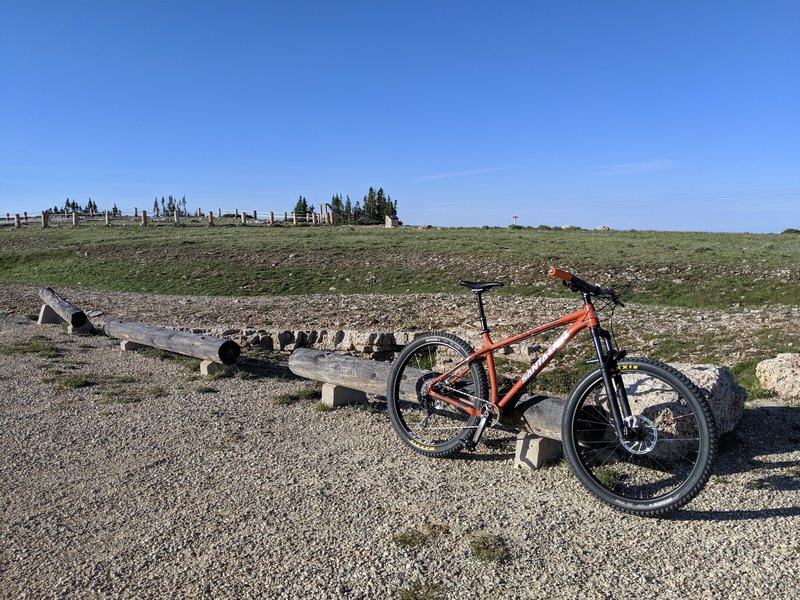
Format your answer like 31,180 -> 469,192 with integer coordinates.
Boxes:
1,206 -> 337,229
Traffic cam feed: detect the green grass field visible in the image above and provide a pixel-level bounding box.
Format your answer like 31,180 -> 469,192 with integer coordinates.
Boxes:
1,221 -> 799,308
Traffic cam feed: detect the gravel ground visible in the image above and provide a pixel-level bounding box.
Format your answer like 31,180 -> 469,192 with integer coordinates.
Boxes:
1,291 -> 799,599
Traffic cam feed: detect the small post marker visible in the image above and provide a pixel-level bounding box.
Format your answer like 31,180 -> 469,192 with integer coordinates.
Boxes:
321,383 -> 368,408
200,360 -> 227,377
514,432 -> 562,470
37,304 -> 62,325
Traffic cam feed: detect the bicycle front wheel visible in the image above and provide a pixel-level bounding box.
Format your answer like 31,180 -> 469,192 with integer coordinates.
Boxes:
386,332 -> 488,458
561,358 -> 717,516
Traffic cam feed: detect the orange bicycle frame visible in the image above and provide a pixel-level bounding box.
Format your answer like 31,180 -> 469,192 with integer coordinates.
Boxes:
426,302 -> 600,417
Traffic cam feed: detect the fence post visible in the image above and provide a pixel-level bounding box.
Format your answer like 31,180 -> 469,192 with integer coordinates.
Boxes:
141,210 -> 148,226
71,212 -> 78,227
41,211 -> 49,228
269,211 -> 274,225
174,210 -> 181,225
105,211 -> 111,226
218,209 -> 221,218
253,210 -> 257,220
207,211 -> 214,226
241,212 -> 247,225
14,214 -> 21,228
293,212 -> 297,225
235,209 -> 239,218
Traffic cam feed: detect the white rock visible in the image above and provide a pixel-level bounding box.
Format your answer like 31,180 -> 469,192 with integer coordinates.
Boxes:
756,353 -> 800,398
670,363 -> 747,434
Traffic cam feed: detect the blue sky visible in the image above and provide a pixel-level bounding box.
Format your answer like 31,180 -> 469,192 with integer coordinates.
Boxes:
1,0 -> 798,232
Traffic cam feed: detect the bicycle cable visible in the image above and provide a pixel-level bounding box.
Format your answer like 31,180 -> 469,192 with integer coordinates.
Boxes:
595,284 -> 631,351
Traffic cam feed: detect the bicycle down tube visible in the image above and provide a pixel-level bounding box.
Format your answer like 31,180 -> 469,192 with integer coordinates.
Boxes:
425,302 -> 602,417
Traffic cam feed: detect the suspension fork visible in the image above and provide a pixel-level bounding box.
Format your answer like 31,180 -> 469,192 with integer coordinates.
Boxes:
588,325 -> 633,437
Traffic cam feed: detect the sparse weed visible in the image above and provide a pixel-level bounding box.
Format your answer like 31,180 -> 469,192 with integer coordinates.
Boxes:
596,466 -> 624,489
393,524 -> 450,548
398,581 -> 445,600
0,337 -> 60,359
468,533 -> 507,563
56,374 -> 96,389
393,529 -> 427,548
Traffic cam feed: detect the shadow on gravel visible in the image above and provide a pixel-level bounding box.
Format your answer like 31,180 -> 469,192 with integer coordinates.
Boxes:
713,405 -> 799,472
668,405 -> 800,522
236,352 -> 302,381
669,506 -> 800,521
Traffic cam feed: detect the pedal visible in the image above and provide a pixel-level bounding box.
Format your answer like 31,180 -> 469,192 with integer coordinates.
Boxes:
470,414 -> 490,447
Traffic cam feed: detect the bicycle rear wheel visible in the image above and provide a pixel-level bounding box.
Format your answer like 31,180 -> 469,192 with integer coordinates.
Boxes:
386,332 -> 488,458
561,358 -> 717,516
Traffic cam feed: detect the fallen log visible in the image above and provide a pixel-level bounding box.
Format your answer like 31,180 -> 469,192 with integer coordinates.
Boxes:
289,348 -> 411,396
288,348 -> 564,438
104,319 -> 241,365
38,288 -> 89,328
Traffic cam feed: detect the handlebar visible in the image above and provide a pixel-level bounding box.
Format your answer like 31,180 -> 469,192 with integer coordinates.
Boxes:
547,266 -> 623,305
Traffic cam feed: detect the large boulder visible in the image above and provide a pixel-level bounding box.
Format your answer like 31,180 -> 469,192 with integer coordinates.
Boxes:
670,363 -> 747,435
756,353 -> 800,398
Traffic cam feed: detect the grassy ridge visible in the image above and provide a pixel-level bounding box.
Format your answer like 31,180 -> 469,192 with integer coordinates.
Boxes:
1,222 -> 798,308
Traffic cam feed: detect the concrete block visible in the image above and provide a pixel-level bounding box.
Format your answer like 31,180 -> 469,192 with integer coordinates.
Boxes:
321,383 -> 367,408
120,340 -> 147,351
37,304 -> 62,325
514,432 -> 562,470
200,360 -> 227,377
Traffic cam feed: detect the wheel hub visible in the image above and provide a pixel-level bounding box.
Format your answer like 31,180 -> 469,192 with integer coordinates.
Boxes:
621,415 -> 658,455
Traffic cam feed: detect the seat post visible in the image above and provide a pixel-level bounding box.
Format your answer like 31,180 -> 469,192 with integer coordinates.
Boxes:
473,291 -> 489,333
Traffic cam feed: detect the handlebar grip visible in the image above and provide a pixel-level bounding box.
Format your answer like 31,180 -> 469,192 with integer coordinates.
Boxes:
548,267 -> 572,282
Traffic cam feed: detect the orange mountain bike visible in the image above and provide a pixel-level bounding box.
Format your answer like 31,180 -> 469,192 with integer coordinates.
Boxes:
386,267 -> 717,516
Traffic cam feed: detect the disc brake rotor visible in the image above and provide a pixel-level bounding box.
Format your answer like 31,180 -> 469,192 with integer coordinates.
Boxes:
621,415 -> 658,455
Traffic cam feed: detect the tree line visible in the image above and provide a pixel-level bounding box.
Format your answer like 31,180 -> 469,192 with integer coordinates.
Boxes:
47,186 -> 399,224
294,187 -> 399,224
51,198 -> 114,214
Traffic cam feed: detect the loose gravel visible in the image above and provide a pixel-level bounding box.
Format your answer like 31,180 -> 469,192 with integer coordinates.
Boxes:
1,290 -> 799,599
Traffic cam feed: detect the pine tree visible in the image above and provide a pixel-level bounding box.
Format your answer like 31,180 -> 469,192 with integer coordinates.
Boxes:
161,197 -> 166,214
344,197 -> 352,223
293,195 -> 308,215
153,197 -> 158,216
330,193 -> 344,222
376,187 -> 386,220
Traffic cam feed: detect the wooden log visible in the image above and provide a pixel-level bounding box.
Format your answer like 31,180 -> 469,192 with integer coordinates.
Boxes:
104,319 -> 240,365
38,288 -> 88,328
288,349 -> 565,438
289,348 -> 423,397
500,394 -> 566,441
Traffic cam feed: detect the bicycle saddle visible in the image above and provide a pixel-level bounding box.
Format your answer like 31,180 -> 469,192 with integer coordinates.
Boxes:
458,280 -> 504,293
